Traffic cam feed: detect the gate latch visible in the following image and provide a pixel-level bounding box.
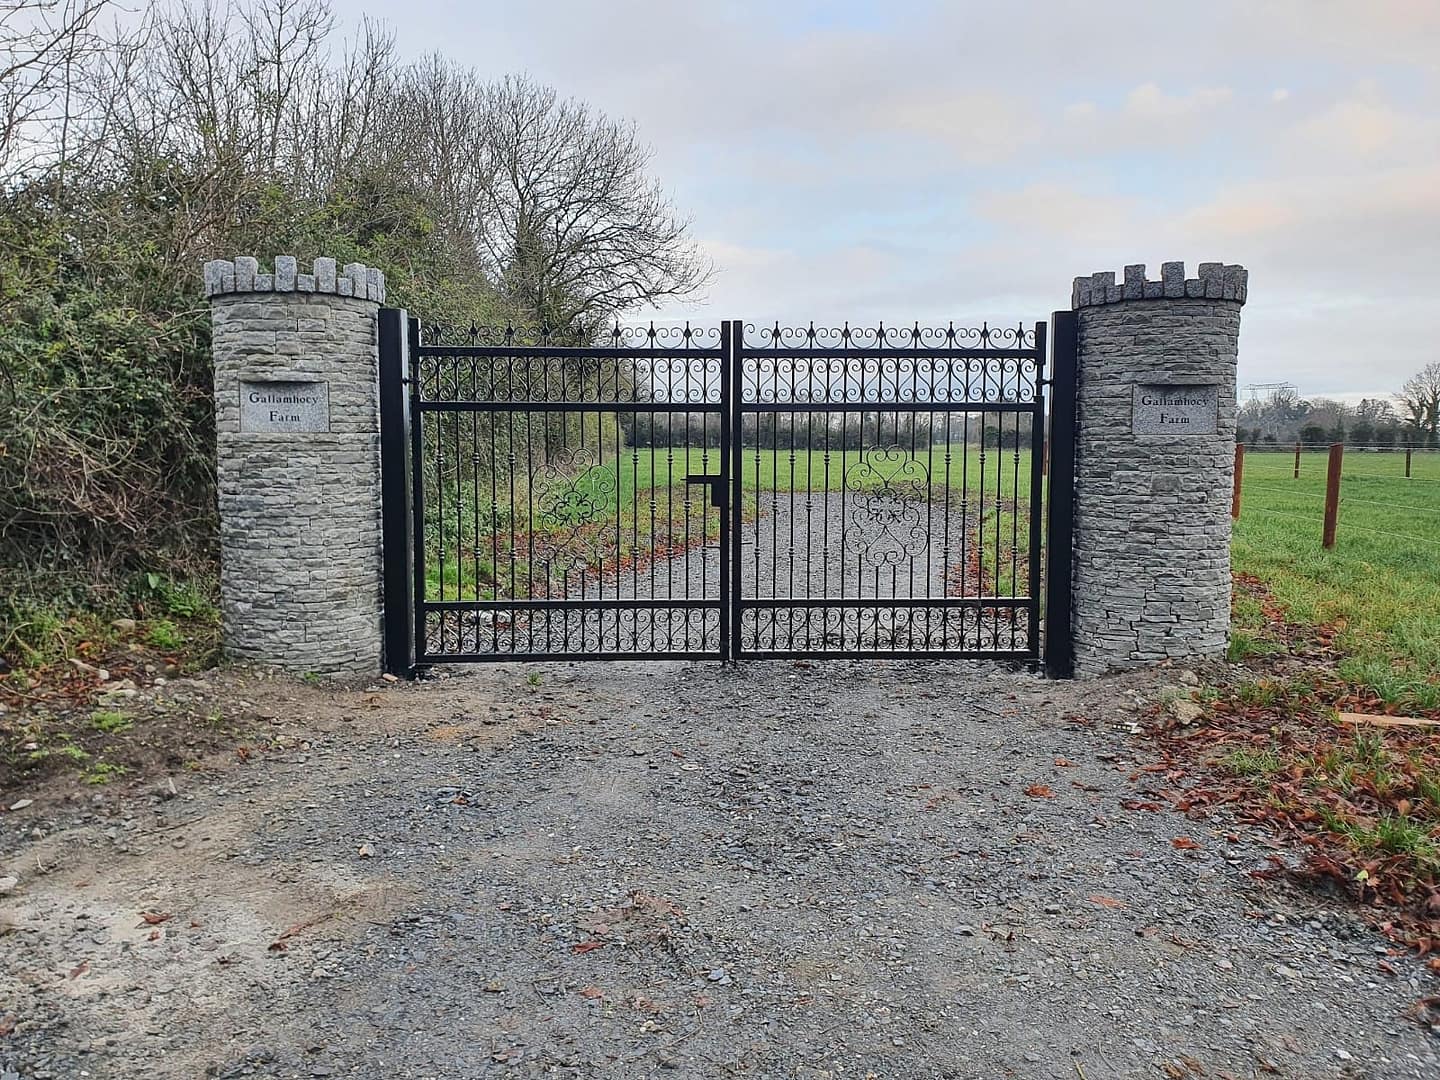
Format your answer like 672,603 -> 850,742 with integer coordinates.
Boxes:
685,474 -> 727,508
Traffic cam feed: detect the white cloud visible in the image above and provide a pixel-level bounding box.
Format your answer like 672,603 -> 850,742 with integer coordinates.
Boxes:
1125,83 -> 1234,117
339,0 -> 1440,395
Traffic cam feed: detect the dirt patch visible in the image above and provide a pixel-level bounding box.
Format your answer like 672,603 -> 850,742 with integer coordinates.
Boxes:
1145,575 -> 1440,980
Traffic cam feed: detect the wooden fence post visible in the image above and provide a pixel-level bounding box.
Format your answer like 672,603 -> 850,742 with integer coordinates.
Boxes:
1405,446 -> 1412,479
1322,442 -> 1343,549
1231,443 -> 1244,521
1293,441 -> 1301,479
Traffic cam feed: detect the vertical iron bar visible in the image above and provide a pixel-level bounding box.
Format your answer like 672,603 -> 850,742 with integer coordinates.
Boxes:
648,333 -> 658,652
614,352 -> 624,654
469,359 -> 481,627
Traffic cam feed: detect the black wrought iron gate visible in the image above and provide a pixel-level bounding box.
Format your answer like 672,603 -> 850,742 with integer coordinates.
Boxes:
378,313 -> 1075,673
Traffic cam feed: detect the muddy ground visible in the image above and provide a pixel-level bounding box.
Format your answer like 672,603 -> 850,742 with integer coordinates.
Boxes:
2,660 -> 1437,1079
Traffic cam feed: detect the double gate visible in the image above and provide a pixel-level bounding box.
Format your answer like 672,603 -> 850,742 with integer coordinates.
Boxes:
378,314 -> 1077,671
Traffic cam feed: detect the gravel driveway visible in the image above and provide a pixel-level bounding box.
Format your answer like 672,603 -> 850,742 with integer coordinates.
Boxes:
2,660 -> 1437,1078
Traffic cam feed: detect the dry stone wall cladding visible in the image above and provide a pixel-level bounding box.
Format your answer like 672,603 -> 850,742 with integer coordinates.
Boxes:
205,256 -> 386,676
1070,261 -> 1246,676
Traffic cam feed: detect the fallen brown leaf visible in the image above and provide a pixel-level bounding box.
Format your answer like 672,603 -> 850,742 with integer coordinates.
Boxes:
1088,895 -> 1127,910
1024,784 -> 1055,798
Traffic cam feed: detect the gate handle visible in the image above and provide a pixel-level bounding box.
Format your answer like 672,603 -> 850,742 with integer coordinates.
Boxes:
684,473 -> 727,508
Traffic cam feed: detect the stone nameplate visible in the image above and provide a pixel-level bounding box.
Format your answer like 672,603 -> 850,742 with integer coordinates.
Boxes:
1132,384 -> 1217,435
240,380 -> 329,433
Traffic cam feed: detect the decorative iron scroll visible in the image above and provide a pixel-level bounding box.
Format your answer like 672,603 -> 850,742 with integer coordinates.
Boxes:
843,446 -> 930,566
746,321 -> 1036,351
738,606 -> 1032,654
740,354 -> 1040,405
530,448 -> 619,574
415,344 -> 724,406
424,607 -> 721,657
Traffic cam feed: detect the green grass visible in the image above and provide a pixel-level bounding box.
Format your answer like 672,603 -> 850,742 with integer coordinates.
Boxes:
1221,745 -> 1282,778
90,710 -> 133,734
1235,449 -> 1440,707
145,619 -> 185,650
84,760 -> 130,785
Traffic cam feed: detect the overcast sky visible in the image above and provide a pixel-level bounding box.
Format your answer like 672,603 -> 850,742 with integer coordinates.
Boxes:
346,1 -> 1439,402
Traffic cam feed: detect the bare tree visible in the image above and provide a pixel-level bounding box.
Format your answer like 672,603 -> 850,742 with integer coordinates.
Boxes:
0,0 -> 117,182
70,0 -> 396,285
473,75 -> 710,328
1398,362 -> 1440,444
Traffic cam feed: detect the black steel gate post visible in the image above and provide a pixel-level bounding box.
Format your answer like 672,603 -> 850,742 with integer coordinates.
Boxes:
406,315 -> 426,667
1043,310 -> 1078,677
378,308 -> 416,676
1027,320 -> 1049,665
721,319 -> 740,662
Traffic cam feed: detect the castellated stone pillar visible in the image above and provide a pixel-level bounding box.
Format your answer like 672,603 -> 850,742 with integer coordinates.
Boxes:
203,256 -> 387,676
1069,261 -> 1247,676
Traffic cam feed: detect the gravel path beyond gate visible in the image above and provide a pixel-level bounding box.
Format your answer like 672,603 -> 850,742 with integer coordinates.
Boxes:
2,660 -> 1437,1079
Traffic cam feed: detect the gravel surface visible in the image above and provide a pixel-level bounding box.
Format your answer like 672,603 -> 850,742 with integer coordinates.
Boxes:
2,660 -> 1437,1078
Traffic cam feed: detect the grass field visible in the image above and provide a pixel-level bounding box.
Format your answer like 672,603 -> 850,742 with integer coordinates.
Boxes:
1232,448 -> 1440,707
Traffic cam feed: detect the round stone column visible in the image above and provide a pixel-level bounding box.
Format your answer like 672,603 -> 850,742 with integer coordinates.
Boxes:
1069,261 -> 1248,675
204,255 -> 387,676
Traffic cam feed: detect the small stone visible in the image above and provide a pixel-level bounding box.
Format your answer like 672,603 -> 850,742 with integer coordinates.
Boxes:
706,969 -> 726,982
1275,964 -> 1301,980
1177,670 -> 1199,687
1167,699 -> 1204,726
0,875 -> 18,895
357,844 -> 374,859
8,799 -> 33,812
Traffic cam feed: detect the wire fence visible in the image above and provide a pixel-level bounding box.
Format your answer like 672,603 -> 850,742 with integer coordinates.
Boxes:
1233,443 -> 1440,551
